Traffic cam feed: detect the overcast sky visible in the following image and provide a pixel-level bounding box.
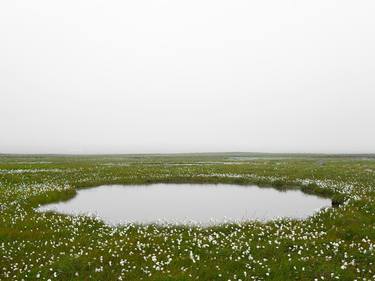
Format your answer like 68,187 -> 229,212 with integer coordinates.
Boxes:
1,0 -> 374,154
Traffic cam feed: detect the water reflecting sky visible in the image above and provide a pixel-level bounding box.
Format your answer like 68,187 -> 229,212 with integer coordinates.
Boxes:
38,184 -> 331,225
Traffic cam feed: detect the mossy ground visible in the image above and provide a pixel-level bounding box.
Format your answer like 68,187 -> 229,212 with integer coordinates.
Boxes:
1,154 -> 375,280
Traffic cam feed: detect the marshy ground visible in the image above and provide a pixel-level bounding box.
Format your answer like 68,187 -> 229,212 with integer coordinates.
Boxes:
1,153 -> 375,280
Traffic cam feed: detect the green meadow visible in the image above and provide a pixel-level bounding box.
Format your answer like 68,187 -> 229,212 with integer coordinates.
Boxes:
1,153 -> 375,280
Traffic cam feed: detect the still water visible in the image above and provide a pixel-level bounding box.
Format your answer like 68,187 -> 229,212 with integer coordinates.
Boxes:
38,184 -> 331,225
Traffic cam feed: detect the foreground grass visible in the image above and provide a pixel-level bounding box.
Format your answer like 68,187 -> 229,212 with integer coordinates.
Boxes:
0,153 -> 375,280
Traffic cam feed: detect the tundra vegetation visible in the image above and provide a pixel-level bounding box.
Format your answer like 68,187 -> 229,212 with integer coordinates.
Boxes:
0,153 -> 375,280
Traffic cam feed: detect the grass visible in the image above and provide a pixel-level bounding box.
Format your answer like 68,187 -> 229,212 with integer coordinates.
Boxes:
0,153 -> 375,280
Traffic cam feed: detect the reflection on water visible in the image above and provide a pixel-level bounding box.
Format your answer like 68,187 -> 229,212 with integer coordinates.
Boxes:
38,183 -> 331,225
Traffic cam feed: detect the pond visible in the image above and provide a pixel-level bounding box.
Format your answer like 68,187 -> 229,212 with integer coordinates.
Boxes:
37,183 -> 331,225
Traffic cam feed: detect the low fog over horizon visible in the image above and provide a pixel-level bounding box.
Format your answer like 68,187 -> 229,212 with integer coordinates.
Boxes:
1,0 -> 375,154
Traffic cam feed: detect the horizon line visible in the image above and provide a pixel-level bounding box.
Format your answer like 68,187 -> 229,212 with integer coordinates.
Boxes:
1,151 -> 375,157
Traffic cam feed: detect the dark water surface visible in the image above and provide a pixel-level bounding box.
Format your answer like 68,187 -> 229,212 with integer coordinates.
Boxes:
38,184 -> 331,225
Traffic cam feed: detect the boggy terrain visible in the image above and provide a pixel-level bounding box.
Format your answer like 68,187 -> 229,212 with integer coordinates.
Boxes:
1,153 -> 375,280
